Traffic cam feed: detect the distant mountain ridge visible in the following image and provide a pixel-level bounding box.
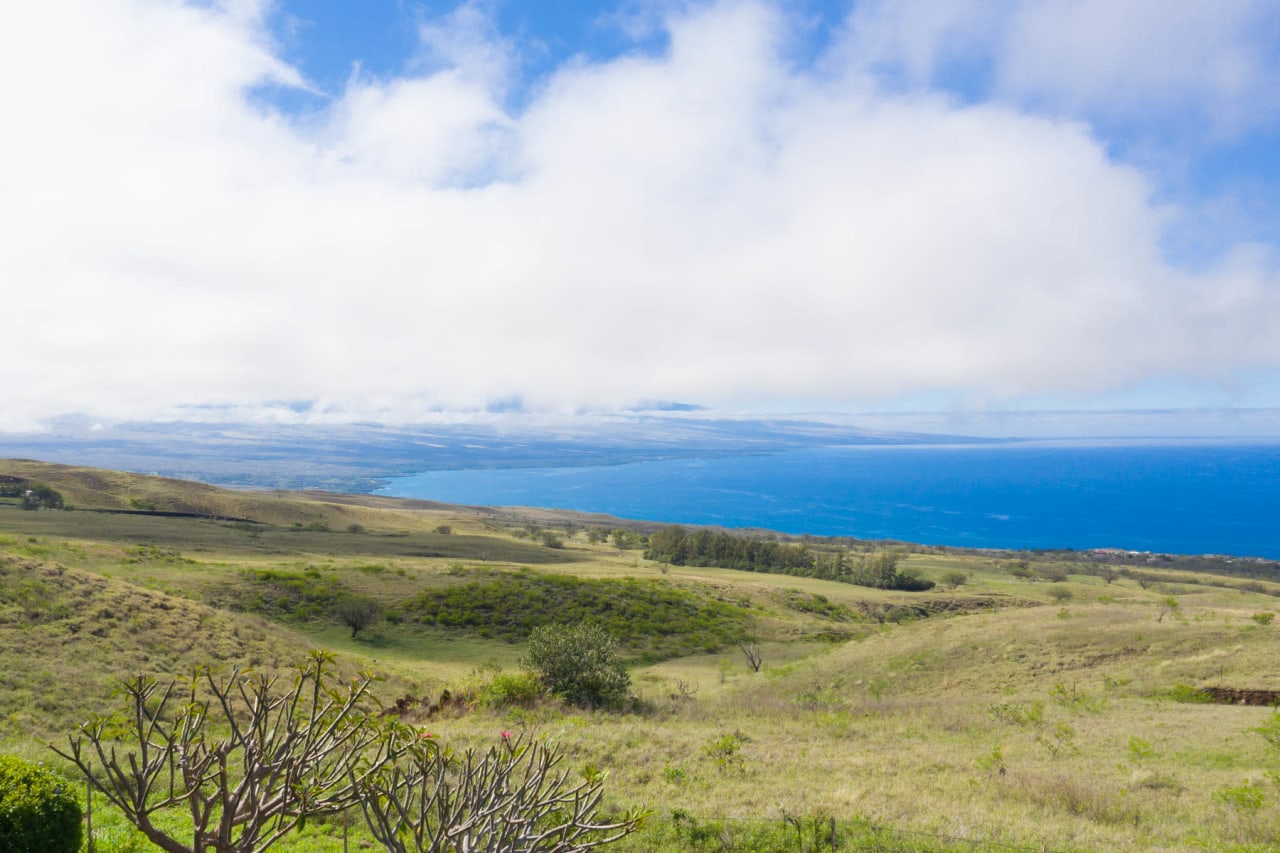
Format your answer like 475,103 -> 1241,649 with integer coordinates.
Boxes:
0,415 -> 986,491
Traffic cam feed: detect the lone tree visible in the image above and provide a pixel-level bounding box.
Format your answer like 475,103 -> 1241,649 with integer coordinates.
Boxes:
336,596 -> 381,639
354,732 -> 646,852
739,641 -> 764,673
522,624 -> 630,708
1047,585 -> 1074,604
52,651 -> 408,853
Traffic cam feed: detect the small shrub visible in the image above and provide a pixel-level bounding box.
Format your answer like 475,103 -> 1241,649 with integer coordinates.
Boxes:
1215,780 -> 1266,816
434,525 -> 452,535
1167,683 -> 1212,703
976,745 -> 1006,777
1049,682 -> 1107,714
1252,710 -> 1280,751
1128,737 -> 1154,763
1047,585 -> 1073,604
1251,612 -> 1275,626
702,732 -> 747,774
989,700 -> 1044,726
1035,721 -> 1078,759
0,755 -> 82,853
941,571 -> 968,588
478,671 -> 545,708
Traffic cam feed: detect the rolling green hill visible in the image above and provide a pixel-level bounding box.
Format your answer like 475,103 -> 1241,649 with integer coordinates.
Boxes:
3,459 -> 1280,851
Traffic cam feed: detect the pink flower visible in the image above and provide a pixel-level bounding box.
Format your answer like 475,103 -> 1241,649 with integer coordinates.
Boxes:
420,732 -> 436,739
500,730 -> 511,740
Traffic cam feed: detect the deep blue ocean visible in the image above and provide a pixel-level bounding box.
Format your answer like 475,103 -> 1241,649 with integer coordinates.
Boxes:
378,442 -> 1280,559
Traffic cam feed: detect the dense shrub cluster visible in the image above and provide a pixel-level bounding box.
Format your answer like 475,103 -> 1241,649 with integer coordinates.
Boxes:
229,567 -> 349,620
777,590 -> 855,621
0,755 -> 82,853
405,570 -> 750,660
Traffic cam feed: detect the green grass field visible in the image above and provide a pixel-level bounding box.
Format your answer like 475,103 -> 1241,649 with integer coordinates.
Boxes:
4,459 -> 1280,851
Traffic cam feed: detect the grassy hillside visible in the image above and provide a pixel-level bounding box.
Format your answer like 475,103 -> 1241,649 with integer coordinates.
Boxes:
3,460 -> 1280,851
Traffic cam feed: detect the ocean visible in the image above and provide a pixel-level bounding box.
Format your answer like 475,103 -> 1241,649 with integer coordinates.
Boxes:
377,441 -> 1280,559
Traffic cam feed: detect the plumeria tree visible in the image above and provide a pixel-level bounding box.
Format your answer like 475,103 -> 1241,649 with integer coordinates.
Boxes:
354,731 -> 647,852
53,651 -> 409,853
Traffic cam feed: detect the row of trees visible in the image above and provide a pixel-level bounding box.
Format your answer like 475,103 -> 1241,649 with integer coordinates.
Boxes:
47,650 -> 644,853
644,526 -> 935,591
645,526 -> 814,573
584,528 -> 649,550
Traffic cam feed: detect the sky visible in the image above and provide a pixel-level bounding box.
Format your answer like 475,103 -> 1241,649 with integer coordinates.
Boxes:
3,0 -> 1280,431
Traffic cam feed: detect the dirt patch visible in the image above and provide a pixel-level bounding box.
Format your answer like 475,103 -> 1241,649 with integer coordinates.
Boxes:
1201,687 -> 1280,706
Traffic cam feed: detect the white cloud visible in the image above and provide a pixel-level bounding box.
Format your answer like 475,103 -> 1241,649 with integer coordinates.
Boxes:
998,0 -> 1280,131
1,0 -> 1278,430
841,0 -> 1280,133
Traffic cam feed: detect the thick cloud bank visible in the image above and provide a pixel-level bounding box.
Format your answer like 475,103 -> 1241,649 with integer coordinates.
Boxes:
2,0 -> 1278,429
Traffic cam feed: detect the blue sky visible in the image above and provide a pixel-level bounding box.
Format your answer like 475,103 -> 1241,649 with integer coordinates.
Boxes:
2,0 -> 1279,429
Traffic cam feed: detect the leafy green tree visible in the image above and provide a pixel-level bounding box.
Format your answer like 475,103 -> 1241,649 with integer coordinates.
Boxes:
861,551 -> 901,587
522,624 -> 630,708
1007,561 -> 1035,581
336,595 -> 382,638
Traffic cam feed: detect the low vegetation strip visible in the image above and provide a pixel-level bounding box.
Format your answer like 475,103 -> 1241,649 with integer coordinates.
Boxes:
223,567 -> 352,621
403,569 -> 752,661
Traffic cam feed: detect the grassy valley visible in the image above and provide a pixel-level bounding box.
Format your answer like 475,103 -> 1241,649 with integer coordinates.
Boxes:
4,459 -> 1280,851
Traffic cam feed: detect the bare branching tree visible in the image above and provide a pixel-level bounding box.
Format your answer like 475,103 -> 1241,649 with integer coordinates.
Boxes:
739,641 -> 764,673
353,733 -> 647,852
52,650 -> 407,853
673,679 -> 699,701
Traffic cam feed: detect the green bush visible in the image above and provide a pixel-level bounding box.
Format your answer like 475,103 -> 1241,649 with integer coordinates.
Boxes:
0,756 -> 82,853
478,671 -> 545,708
1167,683 -> 1212,703
522,624 -> 630,708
